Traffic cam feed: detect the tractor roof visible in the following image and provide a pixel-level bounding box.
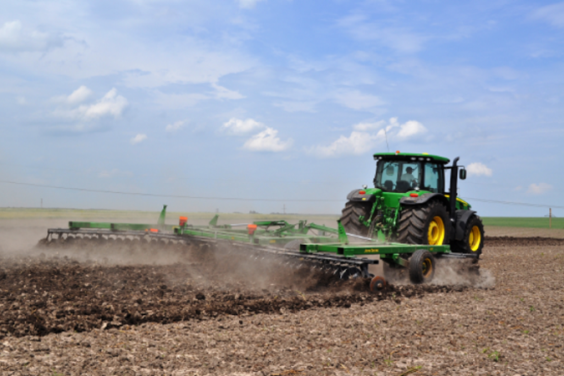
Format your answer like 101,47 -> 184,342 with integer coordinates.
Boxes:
373,152 -> 450,164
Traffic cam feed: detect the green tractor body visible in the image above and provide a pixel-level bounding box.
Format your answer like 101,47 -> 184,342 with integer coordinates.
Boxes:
340,151 -> 484,257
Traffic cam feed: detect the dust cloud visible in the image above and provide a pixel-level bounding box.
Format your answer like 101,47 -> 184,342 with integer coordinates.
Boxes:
432,259 -> 495,288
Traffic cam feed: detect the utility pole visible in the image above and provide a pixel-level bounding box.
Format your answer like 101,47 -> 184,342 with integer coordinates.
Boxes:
41,198 -> 43,209
549,208 -> 552,229
283,204 -> 286,215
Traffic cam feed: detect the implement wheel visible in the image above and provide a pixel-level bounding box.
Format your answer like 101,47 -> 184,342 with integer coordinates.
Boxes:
409,249 -> 436,284
397,200 -> 450,246
451,215 -> 485,257
339,201 -> 371,237
370,276 -> 387,291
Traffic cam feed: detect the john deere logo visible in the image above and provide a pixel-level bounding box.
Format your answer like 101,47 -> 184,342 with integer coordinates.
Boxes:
364,248 -> 379,253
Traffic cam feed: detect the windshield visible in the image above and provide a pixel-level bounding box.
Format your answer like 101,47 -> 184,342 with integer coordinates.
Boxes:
374,160 -> 444,193
374,161 -> 422,193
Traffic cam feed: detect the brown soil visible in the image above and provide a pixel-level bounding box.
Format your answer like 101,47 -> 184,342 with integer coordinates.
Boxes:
0,230 -> 563,375
485,226 -> 564,239
485,236 -> 564,246
0,248 -> 470,339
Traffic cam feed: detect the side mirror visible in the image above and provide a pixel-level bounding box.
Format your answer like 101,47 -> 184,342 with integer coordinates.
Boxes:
459,169 -> 467,180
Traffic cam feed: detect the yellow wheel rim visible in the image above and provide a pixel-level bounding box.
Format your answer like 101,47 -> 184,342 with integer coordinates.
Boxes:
469,225 -> 481,251
422,258 -> 433,277
427,216 -> 445,245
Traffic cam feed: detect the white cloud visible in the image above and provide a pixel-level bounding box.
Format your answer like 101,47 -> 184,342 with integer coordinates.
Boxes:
353,120 -> 386,131
238,0 -> 265,9
82,89 -> 128,120
51,88 -> 128,133
243,127 -> 293,152
55,88 -> 128,121
0,20 -> 64,53
222,118 -> 265,134
466,162 -> 493,177
16,96 -> 27,105
397,120 -> 427,140
165,120 -> 186,133
211,83 -> 245,100
333,89 -> 385,110
532,2 -> 564,28
309,117 -> 428,158
130,134 -> 147,145
66,86 -> 92,104
527,183 -> 553,195
309,131 -> 382,158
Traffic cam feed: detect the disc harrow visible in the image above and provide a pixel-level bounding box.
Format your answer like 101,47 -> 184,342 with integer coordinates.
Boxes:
38,205 -> 480,287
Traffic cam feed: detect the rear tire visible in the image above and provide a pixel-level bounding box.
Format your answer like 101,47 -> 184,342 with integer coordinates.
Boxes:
340,201 -> 371,237
451,215 -> 484,257
409,249 -> 435,284
397,200 -> 450,245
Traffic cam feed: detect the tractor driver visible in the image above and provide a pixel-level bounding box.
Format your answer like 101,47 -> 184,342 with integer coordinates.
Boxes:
383,166 -> 396,191
401,167 -> 416,185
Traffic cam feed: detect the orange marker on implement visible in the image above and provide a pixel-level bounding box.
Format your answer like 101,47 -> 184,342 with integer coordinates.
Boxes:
247,224 -> 258,235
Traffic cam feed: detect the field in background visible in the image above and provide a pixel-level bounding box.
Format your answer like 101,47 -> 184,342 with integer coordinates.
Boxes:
0,208 -> 340,227
482,216 -> 563,229
1,208 -> 562,229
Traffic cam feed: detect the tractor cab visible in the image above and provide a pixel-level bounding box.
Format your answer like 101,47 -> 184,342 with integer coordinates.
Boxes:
373,152 -> 449,194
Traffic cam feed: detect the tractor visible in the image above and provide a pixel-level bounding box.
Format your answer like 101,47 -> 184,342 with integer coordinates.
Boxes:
340,151 -> 484,257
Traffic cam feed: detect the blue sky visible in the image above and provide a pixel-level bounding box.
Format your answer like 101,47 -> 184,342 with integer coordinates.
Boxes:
0,0 -> 563,217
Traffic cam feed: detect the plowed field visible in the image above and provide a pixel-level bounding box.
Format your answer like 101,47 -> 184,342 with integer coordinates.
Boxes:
0,229 -> 562,375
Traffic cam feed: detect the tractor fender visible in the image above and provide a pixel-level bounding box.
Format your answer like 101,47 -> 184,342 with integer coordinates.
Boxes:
399,193 -> 449,207
453,210 -> 477,241
346,189 -> 376,203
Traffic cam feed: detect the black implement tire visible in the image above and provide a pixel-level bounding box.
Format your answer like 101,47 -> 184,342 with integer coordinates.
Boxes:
409,249 -> 436,284
340,201 -> 371,237
451,215 -> 484,257
396,200 -> 450,245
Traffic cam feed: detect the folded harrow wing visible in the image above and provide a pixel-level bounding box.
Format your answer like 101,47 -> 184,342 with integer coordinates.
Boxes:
39,206 -> 479,287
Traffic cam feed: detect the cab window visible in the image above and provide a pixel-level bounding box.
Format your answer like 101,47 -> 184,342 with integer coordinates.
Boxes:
423,163 -> 444,193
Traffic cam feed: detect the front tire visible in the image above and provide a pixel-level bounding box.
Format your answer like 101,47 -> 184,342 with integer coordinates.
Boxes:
340,201 -> 371,237
396,200 -> 450,245
451,215 -> 484,257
